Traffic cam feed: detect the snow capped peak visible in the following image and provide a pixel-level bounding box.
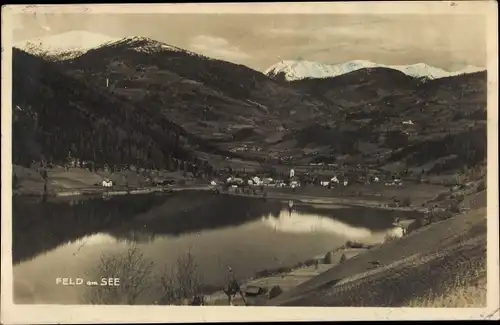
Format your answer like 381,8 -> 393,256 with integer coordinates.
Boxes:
15,30 -> 119,60
389,63 -> 450,79
449,65 -> 485,76
15,31 -> 202,60
96,35 -> 200,56
265,59 -> 379,81
123,36 -> 155,42
265,59 -> 486,81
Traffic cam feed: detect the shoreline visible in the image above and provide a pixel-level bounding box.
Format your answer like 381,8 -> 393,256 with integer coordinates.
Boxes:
204,241 -> 379,305
13,184 -> 431,213
12,184 -> 214,199
218,190 -> 430,213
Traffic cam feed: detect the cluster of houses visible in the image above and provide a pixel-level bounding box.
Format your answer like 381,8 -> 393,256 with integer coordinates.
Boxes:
384,178 -> 404,186
318,175 -> 385,188
320,175 -> 350,188
317,174 -> 405,188
212,167 -> 406,191
228,144 -> 262,153
219,176 -> 301,189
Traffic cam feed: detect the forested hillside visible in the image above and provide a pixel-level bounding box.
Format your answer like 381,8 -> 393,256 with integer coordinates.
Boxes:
12,48 -> 216,175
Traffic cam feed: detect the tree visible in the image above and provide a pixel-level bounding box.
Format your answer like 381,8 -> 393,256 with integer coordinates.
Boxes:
158,251 -> 203,305
13,173 -> 19,190
83,244 -> 154,305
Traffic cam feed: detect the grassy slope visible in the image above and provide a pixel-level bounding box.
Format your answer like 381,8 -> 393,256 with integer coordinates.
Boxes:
405,273 -> 486,307
13,164 -> 199,195
269,206 -> 487,307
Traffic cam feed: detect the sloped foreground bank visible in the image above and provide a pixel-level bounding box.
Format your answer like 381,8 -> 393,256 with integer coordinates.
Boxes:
267,207 -> 487,307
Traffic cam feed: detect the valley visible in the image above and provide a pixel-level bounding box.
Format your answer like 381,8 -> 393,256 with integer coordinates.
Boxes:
9,29 -> 490,309
13,32 -> 487,176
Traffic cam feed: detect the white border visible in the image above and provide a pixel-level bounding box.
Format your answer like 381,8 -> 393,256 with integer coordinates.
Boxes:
1,2 -> 499,323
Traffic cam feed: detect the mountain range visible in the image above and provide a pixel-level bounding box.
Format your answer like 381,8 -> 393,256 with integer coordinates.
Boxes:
16,31 -> 484,81
12,31 -> 487,174
265,59 -> 486,82
14,30 -> 119,61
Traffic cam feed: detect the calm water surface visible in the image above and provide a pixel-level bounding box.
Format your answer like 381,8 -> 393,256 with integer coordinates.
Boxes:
13,191 -> 419,304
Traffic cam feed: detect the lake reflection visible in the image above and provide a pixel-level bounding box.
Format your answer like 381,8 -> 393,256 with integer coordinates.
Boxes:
261,210 -> 390,241
13,192 -> 412,304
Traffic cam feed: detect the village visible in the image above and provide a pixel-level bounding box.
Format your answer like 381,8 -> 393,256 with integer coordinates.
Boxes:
53,153 -> 409,193
211,165 -> 405,194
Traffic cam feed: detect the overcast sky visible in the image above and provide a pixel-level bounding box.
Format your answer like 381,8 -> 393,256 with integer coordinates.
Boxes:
12,13 -> 486,72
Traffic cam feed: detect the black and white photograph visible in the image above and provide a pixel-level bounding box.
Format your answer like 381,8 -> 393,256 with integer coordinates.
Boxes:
1,2 -> 498,323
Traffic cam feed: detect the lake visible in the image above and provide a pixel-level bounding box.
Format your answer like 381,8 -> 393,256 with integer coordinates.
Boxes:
12,191 -> 421,305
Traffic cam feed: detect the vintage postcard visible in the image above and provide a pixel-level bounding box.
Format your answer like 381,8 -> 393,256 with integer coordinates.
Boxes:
1,2 -> 499,323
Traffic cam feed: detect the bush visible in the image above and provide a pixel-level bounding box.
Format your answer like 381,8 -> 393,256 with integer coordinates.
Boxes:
477,180 -> 486,192
345,241 -> 364,249
384,234 -> 399,243
303,259 -> 317,266
269,285 -> 283,299
323,251 -> 333,264
402,196 -> 411,207
449,204 -> 461,214
276,266 -> 292,274
255,269 -> 272,278
340,253 -> 347,263
432,192 -> 449,202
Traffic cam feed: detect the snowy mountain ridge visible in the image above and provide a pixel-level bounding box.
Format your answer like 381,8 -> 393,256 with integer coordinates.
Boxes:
265,59 -> 486,81
14,30 -> 120,60
14,32 -> 200,61
96,36 -> 201,57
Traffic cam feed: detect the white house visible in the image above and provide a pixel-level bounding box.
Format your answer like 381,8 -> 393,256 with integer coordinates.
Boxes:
320,181 -> 330,187
331,176 -> 339,184
233,178 -> 244,184
252,177 -> 261,185
102,179 -> 113,188
402,120 -> 414,125
385,226 -> 405,241
210,180 -> 217,186
263,178 -> 273,185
